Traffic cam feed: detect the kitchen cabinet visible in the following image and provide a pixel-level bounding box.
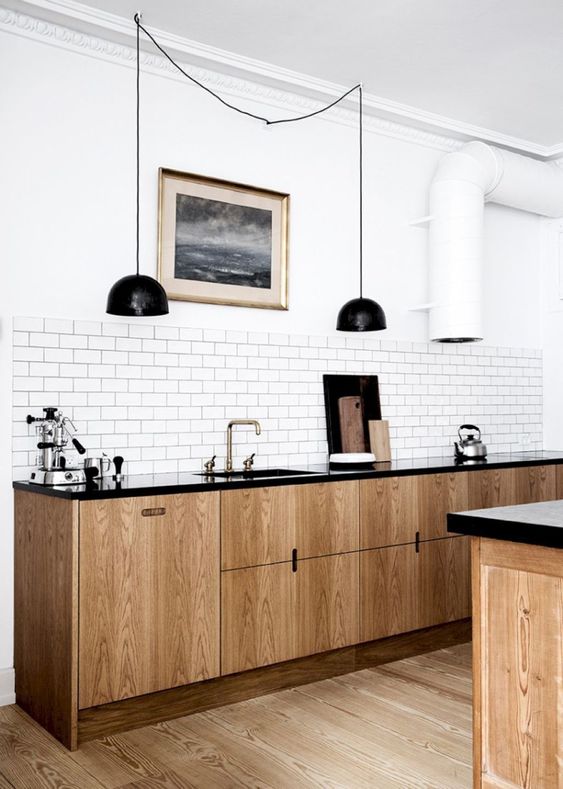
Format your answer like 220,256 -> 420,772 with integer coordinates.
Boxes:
14,459 -> 563,749
79,493 -> 220,708
221,562 -> 294,674
419,536 -> 471,627
360,536 -> 470,642
360,543 -> 419,641
221,480 -> 358,570
221,482 -> 359,674
557,465 -> 563,498
222,553 -> 359,675
467,465 -> 556,509
360,472 -> 469,549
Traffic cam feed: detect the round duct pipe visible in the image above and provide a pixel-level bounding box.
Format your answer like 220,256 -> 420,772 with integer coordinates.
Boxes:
427,141 -> 563,343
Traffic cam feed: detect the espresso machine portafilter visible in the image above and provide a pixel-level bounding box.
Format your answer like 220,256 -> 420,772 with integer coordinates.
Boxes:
27,407 -> 91,485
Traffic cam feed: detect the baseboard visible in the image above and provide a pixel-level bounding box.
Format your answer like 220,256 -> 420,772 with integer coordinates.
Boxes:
0,667 -> 15,706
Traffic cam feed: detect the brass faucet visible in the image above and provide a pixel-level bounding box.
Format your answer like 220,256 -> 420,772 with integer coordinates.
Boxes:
226,419 -> 261,473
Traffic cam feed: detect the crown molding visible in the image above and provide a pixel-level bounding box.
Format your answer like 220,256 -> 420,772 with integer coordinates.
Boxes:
2,0 -> 560,159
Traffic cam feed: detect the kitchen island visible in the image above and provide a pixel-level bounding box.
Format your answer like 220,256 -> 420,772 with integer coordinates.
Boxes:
448,500 -> 563,789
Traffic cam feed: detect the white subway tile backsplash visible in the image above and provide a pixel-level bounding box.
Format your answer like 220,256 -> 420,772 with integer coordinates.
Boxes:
11,317 -> 544,479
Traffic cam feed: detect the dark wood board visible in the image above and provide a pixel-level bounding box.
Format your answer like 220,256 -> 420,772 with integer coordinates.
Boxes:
323,375 -> 382,454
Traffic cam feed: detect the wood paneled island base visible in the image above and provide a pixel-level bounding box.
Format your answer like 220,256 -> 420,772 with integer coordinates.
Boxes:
471,536 -> 563,789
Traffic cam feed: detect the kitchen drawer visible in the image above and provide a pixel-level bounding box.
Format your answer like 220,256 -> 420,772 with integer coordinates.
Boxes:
467,465 -> 556,509
221,552 -> 359,675
360,472 -> 468,549
221,481 -> 358,570
360,536 -> 470,642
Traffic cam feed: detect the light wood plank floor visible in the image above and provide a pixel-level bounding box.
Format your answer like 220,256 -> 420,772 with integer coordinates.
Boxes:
0,643 -> 472,788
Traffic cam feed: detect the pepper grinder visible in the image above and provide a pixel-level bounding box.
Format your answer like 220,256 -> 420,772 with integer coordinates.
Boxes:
113,455 -> 124,483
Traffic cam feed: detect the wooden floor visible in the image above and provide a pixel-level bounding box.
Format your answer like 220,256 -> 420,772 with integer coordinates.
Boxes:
0,643 -> 472,788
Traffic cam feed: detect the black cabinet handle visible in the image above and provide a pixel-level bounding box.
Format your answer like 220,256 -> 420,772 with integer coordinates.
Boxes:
415,531 -> 420,553
291,548 -> 298,572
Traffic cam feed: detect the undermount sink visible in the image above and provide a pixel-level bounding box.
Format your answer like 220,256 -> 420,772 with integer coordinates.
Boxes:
197,468 -> 317,479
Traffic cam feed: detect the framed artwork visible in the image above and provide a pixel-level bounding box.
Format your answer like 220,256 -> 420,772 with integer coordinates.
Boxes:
158,168 -> 289,309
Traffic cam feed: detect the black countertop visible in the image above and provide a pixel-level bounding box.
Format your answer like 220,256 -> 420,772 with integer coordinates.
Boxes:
12,451 -> 563,501
448,499 -> 563,549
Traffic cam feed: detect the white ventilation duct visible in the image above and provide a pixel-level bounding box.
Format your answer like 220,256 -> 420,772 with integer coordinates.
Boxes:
428,141 -> 563,342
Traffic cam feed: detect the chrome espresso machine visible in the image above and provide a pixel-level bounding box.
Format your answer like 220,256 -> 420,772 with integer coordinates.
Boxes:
27,407 -> 89,485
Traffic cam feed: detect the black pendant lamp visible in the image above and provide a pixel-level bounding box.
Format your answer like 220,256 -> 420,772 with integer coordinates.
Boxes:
107,14 -> 169,317
336,86 -> 386,332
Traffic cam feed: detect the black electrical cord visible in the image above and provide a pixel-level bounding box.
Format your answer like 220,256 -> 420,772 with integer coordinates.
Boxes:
133,13 -> 366,298
359,84 -> 363,298
133,14 -> 361,127
136,14 -> 140,276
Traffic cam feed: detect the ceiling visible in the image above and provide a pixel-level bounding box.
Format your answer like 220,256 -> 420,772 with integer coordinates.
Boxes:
11,0 -> 563,153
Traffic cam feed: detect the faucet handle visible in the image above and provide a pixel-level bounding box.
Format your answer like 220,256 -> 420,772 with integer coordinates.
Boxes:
243,453 -> 255,473
204,455 -> 216,474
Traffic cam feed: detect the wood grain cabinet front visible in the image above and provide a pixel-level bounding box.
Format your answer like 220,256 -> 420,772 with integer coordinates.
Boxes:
79,492 -> 221,708
467,464 -> 556,510
360,536 -> 470,642
360,473 -> 469,549
221,480 -> 358,570
220,481 -> 359,674
221,553 -> 359,675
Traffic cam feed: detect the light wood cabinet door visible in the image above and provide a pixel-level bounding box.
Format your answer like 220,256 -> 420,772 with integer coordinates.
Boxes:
557,465 -> 563,498
417,472 -> 469,540
360,536 -> 470,642
361,472 -> 468,548
419,536 -> 471,628
360,544 -> 419,641
221,562 -> 295,675
514,464 -> 556,504
468,465 -> 556,510
79,493 -> 220,708
222,553 -> 359,675
360,476 -> 418,549
294,481 -> 359,558
296,553 -> 359,656
221,481 -> 358,570
221,486 -> 293,570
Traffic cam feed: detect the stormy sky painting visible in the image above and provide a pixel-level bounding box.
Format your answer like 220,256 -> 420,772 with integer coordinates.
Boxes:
174,194 -> 273,289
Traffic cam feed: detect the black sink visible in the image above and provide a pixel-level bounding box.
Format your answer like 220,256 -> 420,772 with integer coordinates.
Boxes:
197,468 -> 317,479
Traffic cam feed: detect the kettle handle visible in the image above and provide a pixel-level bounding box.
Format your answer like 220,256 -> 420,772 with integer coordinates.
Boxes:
458,424 -> 481,440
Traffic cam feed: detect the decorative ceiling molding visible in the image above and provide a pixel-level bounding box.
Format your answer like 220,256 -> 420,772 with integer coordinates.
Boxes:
2,1 -> 562,159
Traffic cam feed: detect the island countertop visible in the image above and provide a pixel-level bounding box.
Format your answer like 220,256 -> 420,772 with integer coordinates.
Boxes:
448,498 -> 563,549
12,450 -> 563,501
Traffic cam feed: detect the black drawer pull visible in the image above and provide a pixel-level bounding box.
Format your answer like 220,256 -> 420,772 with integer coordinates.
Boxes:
141,507 -> 166,517
415,531 -> 420,553
292,548 -> 298,572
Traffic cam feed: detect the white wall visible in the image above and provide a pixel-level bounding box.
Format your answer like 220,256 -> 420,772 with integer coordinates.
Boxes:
12,318 -> 544,481
541,219 -> 563,450
0,13 -> 544,693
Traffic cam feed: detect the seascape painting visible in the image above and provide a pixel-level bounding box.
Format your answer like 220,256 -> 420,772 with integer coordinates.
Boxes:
174,195 -> 273,289
158,169 -> 289,310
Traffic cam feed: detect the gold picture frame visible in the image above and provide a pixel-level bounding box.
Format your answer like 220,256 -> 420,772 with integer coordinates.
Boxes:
158,168 -> 289,310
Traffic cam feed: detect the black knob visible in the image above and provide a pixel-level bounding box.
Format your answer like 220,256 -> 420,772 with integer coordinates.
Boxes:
43,407 -> 58,420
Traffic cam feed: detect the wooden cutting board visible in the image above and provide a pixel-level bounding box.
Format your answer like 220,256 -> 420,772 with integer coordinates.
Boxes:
338,396 -> 366,452
368,419 -> 391,461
